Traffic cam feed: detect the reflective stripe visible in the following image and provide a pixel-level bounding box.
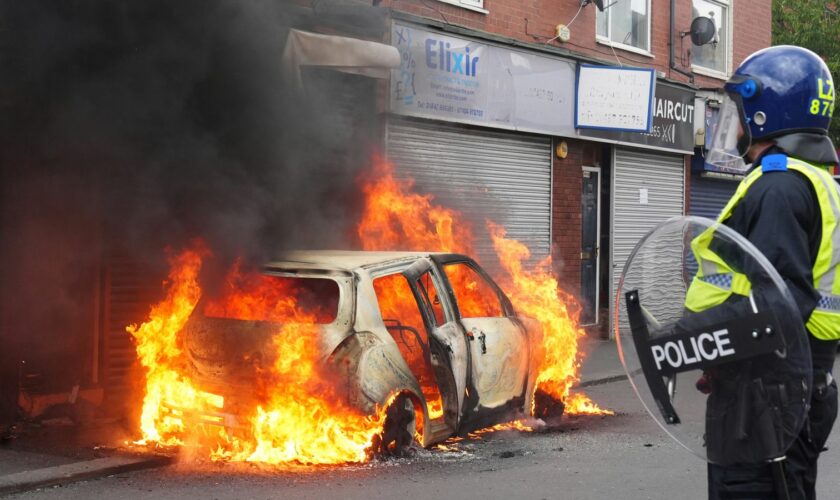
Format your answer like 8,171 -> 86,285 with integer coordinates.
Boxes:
687,158 -> 840,340
817,294 -> 840,312
787,161 -> 840,296
699,273 -> 733,289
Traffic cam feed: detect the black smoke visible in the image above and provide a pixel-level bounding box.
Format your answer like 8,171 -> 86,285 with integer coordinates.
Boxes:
0,0 -> 379,402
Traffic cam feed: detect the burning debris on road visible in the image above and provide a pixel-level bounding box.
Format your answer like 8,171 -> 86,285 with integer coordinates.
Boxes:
127,158 -> 611,467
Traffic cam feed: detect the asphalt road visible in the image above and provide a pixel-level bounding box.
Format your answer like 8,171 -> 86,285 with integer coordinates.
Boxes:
10,379 -> 840,500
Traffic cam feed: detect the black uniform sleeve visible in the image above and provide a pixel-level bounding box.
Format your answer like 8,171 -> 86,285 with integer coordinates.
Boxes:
723,170 -> 821,321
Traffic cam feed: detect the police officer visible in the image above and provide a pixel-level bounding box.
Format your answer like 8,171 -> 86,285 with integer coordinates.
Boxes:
685,46 -> 839,499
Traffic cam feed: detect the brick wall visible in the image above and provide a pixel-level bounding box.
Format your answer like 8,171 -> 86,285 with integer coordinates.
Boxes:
384,0 -> 772,87
550,139 -> 607,293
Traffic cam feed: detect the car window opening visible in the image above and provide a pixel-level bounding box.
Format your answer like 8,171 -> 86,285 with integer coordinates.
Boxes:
443,263 -> 504,318
203,275 -> 339,324
373,273 -> 446,420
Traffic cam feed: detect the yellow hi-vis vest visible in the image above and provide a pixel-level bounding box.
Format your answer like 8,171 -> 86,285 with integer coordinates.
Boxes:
685,157 -> 840,340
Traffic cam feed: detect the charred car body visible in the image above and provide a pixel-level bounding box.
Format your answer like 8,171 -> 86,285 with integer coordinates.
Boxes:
182,251 -> 545,452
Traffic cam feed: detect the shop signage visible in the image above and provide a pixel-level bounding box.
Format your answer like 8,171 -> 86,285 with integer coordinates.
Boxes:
575,65 -> 655,133
390,23 -> 577,136
579,82 -> 696,154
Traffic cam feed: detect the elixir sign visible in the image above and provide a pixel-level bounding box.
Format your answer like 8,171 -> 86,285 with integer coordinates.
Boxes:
391,23 -> 576,136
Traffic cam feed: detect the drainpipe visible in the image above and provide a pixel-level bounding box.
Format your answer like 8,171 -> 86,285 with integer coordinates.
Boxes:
669,0 -> 694,82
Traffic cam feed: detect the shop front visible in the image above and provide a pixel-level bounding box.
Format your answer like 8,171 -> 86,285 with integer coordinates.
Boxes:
576,80 -> 697,334
388,22 -> 580,272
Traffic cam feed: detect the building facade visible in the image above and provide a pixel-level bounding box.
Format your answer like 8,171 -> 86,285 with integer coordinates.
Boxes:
376,0 -> 771,334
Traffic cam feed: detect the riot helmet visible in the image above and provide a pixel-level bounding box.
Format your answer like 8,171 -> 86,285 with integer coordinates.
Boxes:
707,45 -> 837,172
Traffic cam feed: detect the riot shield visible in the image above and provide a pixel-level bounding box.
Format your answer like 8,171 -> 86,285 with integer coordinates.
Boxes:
615,216 -> 811,465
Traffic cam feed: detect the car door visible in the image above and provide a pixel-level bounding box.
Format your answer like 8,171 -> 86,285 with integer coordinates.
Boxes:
432,256 -> 529,416
402,259 -> 469,432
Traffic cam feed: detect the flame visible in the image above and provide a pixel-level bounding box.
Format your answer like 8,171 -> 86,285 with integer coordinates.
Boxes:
358,159 -> 611,417
372,274 -> 445,420
130,248 -> 390,465
358,157 -> 473,254
130,154 -> 610,467
211,323 -> 388,465
467,419 -> 539,439
128,242 -> 214,446
488,223 -> 612,416
204,259 -> 336,324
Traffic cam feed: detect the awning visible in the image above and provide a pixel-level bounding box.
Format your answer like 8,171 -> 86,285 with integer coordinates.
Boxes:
282,29 -> 400,87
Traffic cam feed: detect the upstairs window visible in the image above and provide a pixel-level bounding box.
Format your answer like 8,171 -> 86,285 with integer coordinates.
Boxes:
691,0 -> 730,77
596,0 -> 651,53
436,0 -> 486,13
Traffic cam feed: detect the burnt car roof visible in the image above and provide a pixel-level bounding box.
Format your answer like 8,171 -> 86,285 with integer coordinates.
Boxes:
265,250 -> 449,272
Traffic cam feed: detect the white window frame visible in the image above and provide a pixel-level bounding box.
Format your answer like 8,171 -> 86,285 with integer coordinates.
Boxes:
690,0 -> 733,80
595,0 -> 653,56
436,0 -> 488,14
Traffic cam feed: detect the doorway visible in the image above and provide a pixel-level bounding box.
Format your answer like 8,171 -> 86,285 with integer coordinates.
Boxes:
580,166 -> 602,325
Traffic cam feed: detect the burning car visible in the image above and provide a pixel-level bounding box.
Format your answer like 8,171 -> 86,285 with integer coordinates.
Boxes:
179,250 -> 547,455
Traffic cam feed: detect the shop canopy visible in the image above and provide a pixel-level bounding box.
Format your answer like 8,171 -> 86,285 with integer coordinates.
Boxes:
282,29 -> 400,87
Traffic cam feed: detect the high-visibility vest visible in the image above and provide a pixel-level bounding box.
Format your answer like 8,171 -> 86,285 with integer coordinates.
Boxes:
685,156 -> 840,341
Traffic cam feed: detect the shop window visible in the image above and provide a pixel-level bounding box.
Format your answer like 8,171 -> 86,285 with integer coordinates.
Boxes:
443,263 -> 503,318
596,0 -> 651,53
691,0 -> 730,77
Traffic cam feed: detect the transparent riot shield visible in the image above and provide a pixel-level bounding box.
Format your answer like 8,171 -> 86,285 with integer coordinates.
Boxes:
615,216 -> 811,465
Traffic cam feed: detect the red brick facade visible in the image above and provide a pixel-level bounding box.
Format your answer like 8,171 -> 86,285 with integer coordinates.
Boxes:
383,0 -> 771,88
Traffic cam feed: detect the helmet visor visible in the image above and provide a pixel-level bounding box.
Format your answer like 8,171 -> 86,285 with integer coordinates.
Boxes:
706,94 -> 750,173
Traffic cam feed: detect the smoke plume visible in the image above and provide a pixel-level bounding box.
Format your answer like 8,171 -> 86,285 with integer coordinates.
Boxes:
0,0 -> 377,393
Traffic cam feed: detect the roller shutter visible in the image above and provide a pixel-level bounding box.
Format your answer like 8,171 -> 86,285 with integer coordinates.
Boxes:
386,118 -> 551,272
689,174 -> 739,220
610,148 -> 686,337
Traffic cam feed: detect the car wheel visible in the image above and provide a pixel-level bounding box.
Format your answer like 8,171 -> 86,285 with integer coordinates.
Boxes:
375,393 -> 417,458
533,387 -> 565,421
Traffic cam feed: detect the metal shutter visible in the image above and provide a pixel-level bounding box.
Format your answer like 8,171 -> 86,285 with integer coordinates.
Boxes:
102,251 -> 165,405
689,175 -> 739,220
610,148 -> 685,337
386,118 -> 551,272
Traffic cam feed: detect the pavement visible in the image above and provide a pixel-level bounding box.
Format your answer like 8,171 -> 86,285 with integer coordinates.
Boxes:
0,339 -> 625,497
577,338 -> 625,388
0,421 -> 172,497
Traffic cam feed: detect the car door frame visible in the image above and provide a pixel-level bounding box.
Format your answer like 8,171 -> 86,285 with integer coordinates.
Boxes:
401,258 -> 469,434
429,254 -> 531,430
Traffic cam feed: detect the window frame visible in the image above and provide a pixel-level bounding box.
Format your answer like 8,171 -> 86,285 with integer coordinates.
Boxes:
435,0 -> 488,14
689,0 -> 733,79
595,0 -> 653,55
440,260 -> 509,320
414,270 -> 449,328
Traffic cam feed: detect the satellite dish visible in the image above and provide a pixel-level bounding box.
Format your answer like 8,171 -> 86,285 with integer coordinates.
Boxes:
688,16 -> 717,46
580,0 -> 608,11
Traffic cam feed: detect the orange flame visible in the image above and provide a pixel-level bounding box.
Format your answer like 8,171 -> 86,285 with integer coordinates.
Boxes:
129,248 -> 390,465
128,242 -> 214,446
488,223 -> 612,416
130,154 -> 610,466
358,159 -> 611,417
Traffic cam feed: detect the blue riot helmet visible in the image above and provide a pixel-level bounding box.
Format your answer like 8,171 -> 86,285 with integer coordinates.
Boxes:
707,45 -> 838,172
